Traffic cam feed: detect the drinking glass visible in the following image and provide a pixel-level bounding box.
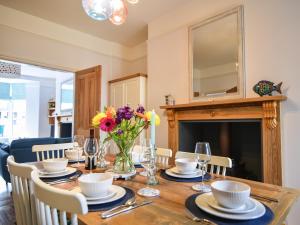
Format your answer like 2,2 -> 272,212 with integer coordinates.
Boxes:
137,140 -> 160,197
71,135 -> 85,168
83,137 -> 99,173
192,142 -> 212,192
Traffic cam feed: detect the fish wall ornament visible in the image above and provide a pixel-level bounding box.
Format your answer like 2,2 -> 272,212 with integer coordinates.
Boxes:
253,80 -> 282,96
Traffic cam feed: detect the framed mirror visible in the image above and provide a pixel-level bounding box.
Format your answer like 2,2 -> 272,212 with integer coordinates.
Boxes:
189,6 -> 244,101
60,79 -> 74,112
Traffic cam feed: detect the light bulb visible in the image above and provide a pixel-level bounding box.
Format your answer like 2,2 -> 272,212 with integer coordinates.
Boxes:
127,0 -> 139,4
82,0 -> 113,21
109,0 -> 128,25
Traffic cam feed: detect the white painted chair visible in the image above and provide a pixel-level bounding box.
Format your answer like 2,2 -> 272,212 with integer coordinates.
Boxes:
32,143 -> 74,161
133,145 -> 172,168
7,156 -> 37,225
175,151 -> 232,176
31,170 -> 88,225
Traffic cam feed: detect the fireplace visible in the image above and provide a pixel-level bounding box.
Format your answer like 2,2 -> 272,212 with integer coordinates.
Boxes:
178,120 -> 262,181
161,96 -> 286,185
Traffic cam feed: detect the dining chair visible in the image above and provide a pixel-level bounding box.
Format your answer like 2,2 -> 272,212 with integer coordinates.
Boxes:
156,147 -> 172,168
175,151 -> 232,176
31,170 -> 88,225
7,155 -> 37,225
32,143 -> 74,161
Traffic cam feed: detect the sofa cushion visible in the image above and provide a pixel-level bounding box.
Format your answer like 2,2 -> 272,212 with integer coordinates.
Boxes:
0,143 -> 10,153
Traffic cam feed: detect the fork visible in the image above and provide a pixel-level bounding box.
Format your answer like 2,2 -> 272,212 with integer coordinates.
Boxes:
185,209 -> 217,225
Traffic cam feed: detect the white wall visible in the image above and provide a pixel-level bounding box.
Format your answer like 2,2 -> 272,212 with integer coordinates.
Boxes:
147,0 -> 300,223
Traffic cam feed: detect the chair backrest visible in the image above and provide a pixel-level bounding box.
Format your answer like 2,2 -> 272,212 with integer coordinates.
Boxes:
175,151 -> 232,176
7,156 -> 37,225
31,170 -> 88,225
32,143 -> 74,161
156,147 -> 172,168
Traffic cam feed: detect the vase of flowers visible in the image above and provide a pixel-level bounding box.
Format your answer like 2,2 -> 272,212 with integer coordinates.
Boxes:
92,105 -> 160,174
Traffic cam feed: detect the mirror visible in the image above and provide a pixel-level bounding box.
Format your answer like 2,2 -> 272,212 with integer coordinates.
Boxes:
189,6 -> 244,101
60,79 -> 74,112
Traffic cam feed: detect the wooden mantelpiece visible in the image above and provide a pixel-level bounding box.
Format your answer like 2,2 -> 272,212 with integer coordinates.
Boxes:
160,96 -> 287,185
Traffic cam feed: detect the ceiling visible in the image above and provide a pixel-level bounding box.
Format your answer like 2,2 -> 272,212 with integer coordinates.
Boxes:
0,0 -> 190,47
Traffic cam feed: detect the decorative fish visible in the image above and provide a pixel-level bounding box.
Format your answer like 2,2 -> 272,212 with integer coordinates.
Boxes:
253,80 -> 282,96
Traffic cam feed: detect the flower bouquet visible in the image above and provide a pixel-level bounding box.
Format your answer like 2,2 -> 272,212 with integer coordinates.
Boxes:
92,105 -> 160,174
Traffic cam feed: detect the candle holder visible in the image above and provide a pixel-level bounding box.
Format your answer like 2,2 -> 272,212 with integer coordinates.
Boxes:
147,144 -> 159,185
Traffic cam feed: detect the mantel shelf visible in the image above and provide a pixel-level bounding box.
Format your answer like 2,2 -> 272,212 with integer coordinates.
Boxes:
160,95 -> 287,110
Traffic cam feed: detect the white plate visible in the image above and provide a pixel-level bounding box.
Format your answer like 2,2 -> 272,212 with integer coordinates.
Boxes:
68,156 -> 85,163
166,168 -> 204,178
207,194 -> 257,214
39,168 -> 68,175
170,167 -> 199,175
195,193 -> 266,220
39,167 -> 77,178
85,185 -> 126,205
72,186 -> 116,201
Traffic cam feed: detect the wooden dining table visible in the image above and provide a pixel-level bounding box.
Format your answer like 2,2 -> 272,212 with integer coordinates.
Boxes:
53,164 -> 300,225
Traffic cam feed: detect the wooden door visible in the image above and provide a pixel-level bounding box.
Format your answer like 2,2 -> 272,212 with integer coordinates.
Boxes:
74,65 -> 101,138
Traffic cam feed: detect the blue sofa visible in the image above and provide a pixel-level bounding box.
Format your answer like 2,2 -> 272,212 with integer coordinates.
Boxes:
0,137 -> 72,183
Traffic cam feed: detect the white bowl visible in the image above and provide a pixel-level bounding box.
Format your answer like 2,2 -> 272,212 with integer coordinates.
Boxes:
175,158 -> 198,173
65,149 -> 83,160
78,173 -> 113,197
42,158 -> 68,173
211,180 -> 251,209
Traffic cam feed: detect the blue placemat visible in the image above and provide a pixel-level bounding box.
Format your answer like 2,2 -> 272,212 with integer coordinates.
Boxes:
41,170 -> 82,183
185,194 -> 274,225
134,164 -> 143,168
160,170 -> 211,182
88,187 -> 135,212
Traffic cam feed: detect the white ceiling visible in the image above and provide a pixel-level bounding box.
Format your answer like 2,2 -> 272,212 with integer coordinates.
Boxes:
0,0 -> 190,47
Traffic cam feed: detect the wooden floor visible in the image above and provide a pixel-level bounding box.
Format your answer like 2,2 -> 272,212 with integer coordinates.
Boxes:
0,177 -> 15,225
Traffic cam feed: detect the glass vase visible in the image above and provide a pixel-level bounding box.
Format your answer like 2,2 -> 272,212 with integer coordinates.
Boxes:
113,142 -> 136,174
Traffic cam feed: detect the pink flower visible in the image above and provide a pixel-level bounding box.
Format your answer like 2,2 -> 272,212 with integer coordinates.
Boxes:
99,117 -> 116,132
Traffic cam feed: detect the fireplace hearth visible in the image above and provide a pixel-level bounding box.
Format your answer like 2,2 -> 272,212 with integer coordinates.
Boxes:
179,120 -> 262,181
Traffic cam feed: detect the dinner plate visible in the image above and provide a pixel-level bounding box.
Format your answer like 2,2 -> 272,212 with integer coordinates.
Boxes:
72,186 -> 116,201
166,168 -> 204,178
68,156 -> 85,163
207,193 -> 257,214
39,167 -> 77,178
39,168 -> 68,175
170,167 -> 199,175
85,185 -> 126,205
195,193 -> 266,220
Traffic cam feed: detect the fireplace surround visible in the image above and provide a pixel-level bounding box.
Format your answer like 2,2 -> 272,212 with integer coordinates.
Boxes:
160,96 -> 286,185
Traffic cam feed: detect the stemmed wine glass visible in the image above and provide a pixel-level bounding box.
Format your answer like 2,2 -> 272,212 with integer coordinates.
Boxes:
137,140 -> 160,197
83,136 -> 99,173
71,135 -> 85,168
192,142 -> 212,192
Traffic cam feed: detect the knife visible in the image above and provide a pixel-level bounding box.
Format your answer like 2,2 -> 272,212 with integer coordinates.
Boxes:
101,200 -> 152,219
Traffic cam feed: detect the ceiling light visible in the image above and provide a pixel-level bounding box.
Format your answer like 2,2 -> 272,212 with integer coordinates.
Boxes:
82,0 -> 113,21
110,0 -> 128,25
127,0 -> 139,4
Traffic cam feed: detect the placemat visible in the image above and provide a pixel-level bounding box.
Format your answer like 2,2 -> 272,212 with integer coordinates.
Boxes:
185,193 -> 274,225
134,164 -> 143,168
160,170 -> 211,182
88,187 -> 135,212
41,170 -> 82,183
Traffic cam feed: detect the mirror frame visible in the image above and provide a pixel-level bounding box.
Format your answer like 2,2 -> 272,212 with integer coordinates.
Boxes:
189,6 -> 245,102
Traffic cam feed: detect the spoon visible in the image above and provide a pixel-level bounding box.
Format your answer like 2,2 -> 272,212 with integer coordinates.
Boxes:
102,197 -> 136,216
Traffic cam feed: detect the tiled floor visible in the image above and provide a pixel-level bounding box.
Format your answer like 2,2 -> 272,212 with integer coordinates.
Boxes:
0,177 -> 15,225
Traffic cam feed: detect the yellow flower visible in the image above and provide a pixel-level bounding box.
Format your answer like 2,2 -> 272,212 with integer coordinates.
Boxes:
145,111 -> 160,126
92,112 -> 106,127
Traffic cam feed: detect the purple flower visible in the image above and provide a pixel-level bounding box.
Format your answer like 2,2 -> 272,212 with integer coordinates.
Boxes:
136,105 -> 145,114
116,129 -> 123,135
116,106 -> 134,123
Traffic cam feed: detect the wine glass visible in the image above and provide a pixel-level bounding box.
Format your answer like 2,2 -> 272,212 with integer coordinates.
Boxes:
192,142 -> 212,192
137,140 -> 160,197
72,135 -> 85,168
83,137 -> 99,173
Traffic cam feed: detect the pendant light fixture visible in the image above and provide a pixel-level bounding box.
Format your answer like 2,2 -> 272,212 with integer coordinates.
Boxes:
82,0 -> 139,25
110,0 -> 128,25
